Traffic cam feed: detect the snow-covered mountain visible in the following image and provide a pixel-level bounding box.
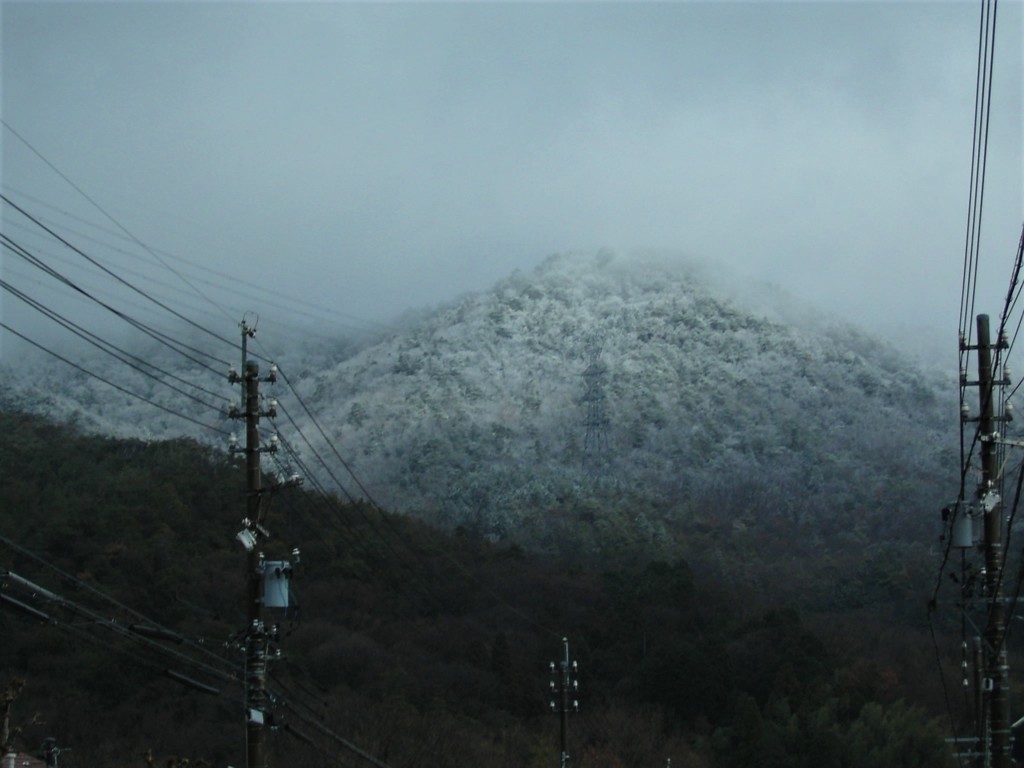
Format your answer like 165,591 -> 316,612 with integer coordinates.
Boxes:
287,252 -> 954,538
2,251 -> 956,552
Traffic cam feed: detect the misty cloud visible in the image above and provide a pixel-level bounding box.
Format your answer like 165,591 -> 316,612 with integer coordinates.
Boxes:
1,1 -> 1021,359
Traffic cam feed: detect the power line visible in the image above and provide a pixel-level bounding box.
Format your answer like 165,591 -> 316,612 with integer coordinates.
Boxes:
1,232 -> 231,372
3,125 -> 566,732
274,393 -> 560,636
959,0 -> 1000,346
0,547 -> 239,681
0,255 -> 231,339
1,206 -> 391,339
1,218 -> 255,326
0,321 -> 229,436
279,700 -> 395,768
271,430 -> 468,615
1,192 -> 240,353
0,172 -> 397,336
0,278 -> 227,410
1,121 -> 240,331
2,202 -> 430,610
939,6 -> 1009,761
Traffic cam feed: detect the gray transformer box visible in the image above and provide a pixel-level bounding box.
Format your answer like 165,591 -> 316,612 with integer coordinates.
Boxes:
264,560 -> 291,609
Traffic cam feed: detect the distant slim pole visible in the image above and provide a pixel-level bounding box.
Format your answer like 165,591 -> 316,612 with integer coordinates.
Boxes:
548,637 -> 576,768
560,639 -> 569,768
975,314 -> 1010,768
974,636 -> 984,753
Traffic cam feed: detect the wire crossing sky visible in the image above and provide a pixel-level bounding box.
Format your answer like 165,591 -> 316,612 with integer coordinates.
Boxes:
1,1 -> 1022,360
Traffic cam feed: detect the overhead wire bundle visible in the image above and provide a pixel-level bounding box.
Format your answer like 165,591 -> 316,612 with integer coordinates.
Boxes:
930,2 -> 1024,764
0,119 -> 565,763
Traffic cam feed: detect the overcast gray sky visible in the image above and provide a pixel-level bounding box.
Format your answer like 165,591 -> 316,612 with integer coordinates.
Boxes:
1,1 -> 1021,361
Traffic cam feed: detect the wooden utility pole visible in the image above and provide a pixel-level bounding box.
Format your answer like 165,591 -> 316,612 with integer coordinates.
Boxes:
229,321 -> 278,768
245,355 -> 269,768
975,313 -> 1011,767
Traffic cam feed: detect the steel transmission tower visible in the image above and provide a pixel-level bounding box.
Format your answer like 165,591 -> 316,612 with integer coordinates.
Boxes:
581,349 -> 610,476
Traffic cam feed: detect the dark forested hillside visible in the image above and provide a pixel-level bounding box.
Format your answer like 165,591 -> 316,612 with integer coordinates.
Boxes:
0,411 -> 955,767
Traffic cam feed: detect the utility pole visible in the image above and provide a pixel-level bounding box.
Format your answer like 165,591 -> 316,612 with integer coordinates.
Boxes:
549,637 -> 579,768
962,313 -> 1011,768
974,314 -> 1011,768
228,320 -> 279,768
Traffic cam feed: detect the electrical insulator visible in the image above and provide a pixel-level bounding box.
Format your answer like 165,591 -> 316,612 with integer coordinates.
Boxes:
269,434 -> 279,452
961,404 -> 970,421
1000,330 -> 1010,348
267,399 -> 278,417
237,528 -> 257,551
229,434 -> 238,451
961,368 -> 968,385
228,365 -> 240,383
549,701 -> 556,711
267,364 -> 278,383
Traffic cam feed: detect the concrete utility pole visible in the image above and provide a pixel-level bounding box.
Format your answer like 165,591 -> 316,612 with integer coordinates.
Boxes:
229,321 -> 278,768
549,638 -> 579,768
974,313 -> 1011,767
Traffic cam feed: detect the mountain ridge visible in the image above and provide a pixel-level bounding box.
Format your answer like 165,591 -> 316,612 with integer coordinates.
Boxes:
1,250 -> 956,558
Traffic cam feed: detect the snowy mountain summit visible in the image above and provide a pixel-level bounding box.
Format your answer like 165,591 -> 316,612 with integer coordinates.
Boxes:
291,251 -> 952,545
